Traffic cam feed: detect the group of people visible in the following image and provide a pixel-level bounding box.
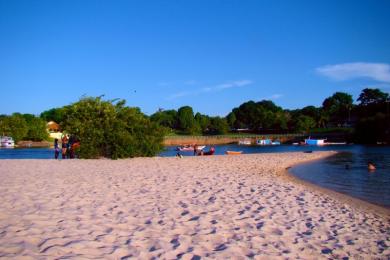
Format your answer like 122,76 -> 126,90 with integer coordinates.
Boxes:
194,144 -> 215,156
54,134 -> 80,159
176,144 -> 215,158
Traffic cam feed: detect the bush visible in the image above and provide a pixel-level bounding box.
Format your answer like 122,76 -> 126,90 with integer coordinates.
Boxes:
61,97 -> 164,159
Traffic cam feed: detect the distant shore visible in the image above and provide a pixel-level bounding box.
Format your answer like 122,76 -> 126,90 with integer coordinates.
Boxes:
164,134 -> 303,145
0,151 -> 388,258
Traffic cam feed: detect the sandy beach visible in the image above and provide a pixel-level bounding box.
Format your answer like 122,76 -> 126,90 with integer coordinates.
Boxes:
0,152 -> 389,259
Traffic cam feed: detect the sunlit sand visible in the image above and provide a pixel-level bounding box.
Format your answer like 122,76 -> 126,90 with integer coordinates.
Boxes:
0,152 -> 389,259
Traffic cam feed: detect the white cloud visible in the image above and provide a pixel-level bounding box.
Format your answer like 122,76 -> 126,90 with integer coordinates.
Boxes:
269,94 -> 283,99
316,62 -> 390,83
167,80 -> 253,100
260,94 -> 283,100
215,80 -> 253,90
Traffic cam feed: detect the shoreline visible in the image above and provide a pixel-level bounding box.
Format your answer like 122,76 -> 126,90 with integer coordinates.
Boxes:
282,152 -> 390,218
0,152 -> 389,258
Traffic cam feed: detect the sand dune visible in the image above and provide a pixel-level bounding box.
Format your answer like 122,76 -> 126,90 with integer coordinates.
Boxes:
0,152 -> 389,259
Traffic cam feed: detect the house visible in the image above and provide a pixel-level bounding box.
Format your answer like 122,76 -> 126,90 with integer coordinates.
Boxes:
47,121 -> 62,139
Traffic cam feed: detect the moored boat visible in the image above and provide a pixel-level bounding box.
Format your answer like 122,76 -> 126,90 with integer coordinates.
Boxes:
256,139 -> 281,145
304,139 -> 326,145
238,139 -> 251,145
225,150 -> 243,155
176,145 -> 205,151
0,136 -> 15,148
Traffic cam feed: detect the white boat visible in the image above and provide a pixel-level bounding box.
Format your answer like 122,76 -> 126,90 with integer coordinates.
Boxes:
256,139 -> 280,145
304,139 -> 325,145
0,136 -> 15,148
177,145 -> 205,151
238,139 -> 251,145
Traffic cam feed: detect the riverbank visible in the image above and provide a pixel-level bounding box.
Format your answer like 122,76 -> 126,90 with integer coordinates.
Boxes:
0,152 -> 389,258
163,134 -> 303,145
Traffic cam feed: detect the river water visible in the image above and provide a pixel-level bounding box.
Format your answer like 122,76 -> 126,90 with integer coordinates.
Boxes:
1,144 -> 389,207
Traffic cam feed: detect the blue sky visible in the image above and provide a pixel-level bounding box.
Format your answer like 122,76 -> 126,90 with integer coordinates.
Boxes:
1,0 -> 390,116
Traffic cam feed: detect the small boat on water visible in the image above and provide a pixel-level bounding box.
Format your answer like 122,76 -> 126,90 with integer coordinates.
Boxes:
256,139 -> 281,145
0,136 -> 15,148
304,139 -> 325,145
238,139 -> 251,145
176,145 -> 205,151
225,150 -> 243,155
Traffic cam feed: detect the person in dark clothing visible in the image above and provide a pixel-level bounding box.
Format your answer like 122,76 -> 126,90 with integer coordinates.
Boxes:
54,138 -> 60,159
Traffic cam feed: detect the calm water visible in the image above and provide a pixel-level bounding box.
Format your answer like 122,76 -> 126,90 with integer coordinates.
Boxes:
1,144 -> 389,207
289,146 -> 390,208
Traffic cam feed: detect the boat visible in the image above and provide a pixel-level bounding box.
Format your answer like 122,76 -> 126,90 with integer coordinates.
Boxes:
256,139 -> 281,145
0,136 -> 15,148
324,142 -> 347,145
225,150 -> 243,155
238,139 -> 251,145
176,145 -> 205,151
304,138 -> 326,145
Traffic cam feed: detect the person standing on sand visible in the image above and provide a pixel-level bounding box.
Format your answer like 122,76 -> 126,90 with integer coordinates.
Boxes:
193,144 -> 198,156
54,138 -> 60,159
61,134 -> 68,159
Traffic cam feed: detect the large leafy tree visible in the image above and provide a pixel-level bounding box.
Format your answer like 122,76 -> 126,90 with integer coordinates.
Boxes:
150,109 -> 178,129
23,115 -> 48,141
40,107 -> 65,123
177,106 -> 199,134
61,96 -> 164,159
357,88 -> 389,106
295,115 -> 316,133
208,117 -> 229,135
322,92 -> 353,126
194,112 -> 210,134
229,100 -> 285,132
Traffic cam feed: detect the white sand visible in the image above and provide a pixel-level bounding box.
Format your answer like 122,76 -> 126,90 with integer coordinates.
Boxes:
0,152 -> 389,259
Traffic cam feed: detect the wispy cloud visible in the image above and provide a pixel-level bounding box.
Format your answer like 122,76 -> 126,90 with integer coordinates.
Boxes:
167,80 -> 253,100
316,62 -> 390,83
260,94 -> 283,100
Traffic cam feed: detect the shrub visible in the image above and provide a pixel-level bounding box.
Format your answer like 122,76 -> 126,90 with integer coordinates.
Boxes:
61,97 -> 164,159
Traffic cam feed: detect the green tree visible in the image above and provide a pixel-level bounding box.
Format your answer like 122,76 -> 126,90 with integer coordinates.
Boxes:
208,117 -> 229,135
25,117 -> 49,141
322,92 -> 353,126
357,88 -> 389,106
0,113 -> 28,142
40,107 -> 65,123
61,96 -> 164,159
177,106 -> 198,134
150,109 -> 178,129
194,113 -> 210,134
230,100 -> 284,132
226,112 -> 236,129
295,115 -> 316,133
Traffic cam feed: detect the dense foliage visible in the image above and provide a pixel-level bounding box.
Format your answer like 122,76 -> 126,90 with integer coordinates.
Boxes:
2,88 -> 389,148
149,88 -> 389,143
61,97 -> 164,159
40,107 -> 65,124
0,113 -> 48,142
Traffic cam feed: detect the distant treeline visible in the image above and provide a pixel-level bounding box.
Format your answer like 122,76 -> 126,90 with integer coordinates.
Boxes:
149,88 -> 389,143
0,88 -> 389,157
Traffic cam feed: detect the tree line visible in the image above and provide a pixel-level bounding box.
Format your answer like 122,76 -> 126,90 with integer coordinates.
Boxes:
0,88 -> 389,158
148,88 -> 389,143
